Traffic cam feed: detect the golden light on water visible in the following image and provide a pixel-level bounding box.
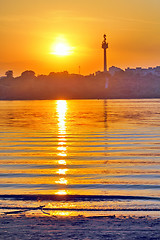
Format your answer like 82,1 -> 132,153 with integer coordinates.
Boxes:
57,100 -> 67,115
55,178 -> 68,185
58,141 -> 66,145
57,100 -> 67,134
58,160 -> 67,165
54,211 -> 71,217
56,169 -> 68,175
1,99 -> 159,218
57,146 -> 67,151
56,100 -> 68,195
57,152 -> 67,157
55,190 -> 67,195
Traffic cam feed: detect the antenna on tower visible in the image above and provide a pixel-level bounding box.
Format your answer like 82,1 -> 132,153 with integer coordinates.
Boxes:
102,34 -> 108,72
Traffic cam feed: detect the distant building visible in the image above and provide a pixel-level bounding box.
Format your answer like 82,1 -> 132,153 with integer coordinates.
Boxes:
125,67 -> 160,77
155,66 -> 160,75
109,66 -> 124,76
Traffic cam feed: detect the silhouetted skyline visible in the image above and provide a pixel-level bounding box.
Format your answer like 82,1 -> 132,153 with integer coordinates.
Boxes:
0,66 -> 160,100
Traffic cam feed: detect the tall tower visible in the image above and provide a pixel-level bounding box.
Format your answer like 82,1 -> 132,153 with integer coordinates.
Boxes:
102,34 -> 108,72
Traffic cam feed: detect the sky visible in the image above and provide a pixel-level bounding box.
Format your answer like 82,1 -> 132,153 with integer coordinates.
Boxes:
0,0 -> 160,76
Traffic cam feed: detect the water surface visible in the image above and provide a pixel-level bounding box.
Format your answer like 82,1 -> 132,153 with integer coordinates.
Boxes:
0,99 -> 160,215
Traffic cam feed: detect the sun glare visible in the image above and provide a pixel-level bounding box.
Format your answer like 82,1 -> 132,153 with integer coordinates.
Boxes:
51,41 -> 74,56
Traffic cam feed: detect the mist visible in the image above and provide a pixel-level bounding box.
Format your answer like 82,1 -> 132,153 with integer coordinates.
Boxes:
0,69 -> 160,100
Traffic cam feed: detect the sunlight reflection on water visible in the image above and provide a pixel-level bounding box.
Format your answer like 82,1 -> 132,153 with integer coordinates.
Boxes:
0,99 -> 160,215
56,100 -> 68,195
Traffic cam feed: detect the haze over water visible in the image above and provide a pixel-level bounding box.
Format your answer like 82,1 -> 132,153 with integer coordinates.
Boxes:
0,99 -> 160,215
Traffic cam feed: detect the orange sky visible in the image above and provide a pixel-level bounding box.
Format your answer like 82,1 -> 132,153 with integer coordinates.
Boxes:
0,0 -> 160,76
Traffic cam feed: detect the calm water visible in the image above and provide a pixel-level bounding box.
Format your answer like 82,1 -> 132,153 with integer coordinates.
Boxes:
0,99 -> 160,215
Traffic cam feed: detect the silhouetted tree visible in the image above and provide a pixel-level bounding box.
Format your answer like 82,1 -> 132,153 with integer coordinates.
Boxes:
5,70 -> 13,78
21,70 -> 35,79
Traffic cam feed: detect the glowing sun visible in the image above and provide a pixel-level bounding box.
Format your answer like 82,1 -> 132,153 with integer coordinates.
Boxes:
51,41 -> 74,56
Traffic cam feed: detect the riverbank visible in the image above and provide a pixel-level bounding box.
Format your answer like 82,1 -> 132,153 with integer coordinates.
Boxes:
0,214 -> 160,240
1,71 -> 160,100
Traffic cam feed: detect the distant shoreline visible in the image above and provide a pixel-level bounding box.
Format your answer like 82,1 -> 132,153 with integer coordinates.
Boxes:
1,70 -> 160,100
0,97 -> 160,101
